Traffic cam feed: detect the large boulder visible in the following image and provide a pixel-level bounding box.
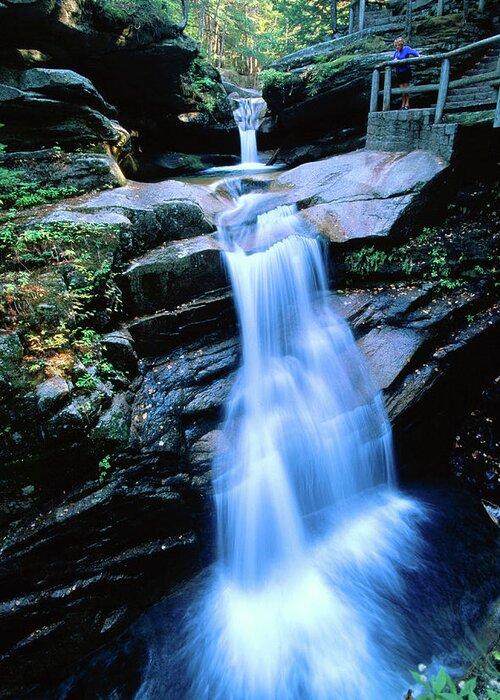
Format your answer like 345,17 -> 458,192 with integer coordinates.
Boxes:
276,149 -> 448,241
122,235 -> 226,316
0,149 -> 126,191
0,68 -> 124,149
11,67 -> 117,114
43,178 -> 225,258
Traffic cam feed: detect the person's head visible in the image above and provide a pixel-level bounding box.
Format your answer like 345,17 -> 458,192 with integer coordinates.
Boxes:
394,36 -> 405,50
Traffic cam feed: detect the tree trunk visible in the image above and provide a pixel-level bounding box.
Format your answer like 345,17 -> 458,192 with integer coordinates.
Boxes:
178,0 -> 188,30
218,30 -> 225,69
330,0 -> 337,32
207,0 -> 221,64
198,0 -> 207,43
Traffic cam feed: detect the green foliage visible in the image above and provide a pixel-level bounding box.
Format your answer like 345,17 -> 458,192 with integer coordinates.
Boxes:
182,58 -> 230,117
261,68 -> 303,93
342,221 -> 499,290
409,668 -> 500,699
0,168 -> 79,212
344,246 -> 388,277
306,54 -> 355,95
98,454 -> 113,482
87,0 -> 181,33
0,220 -> 122,384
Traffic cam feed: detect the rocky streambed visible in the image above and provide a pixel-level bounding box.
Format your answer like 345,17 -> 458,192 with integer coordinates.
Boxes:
0,150 -> 498,697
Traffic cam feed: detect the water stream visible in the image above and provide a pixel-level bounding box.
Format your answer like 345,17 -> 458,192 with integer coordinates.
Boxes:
166,182 -> 428,699
232,97 -> 266,165
39,102 -> 498,700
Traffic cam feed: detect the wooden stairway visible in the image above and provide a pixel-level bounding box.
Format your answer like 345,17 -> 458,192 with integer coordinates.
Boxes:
445,49 -> 498,112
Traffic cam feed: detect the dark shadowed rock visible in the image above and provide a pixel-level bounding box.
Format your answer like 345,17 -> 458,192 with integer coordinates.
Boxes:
0,149 -> 125,192
0,333 -> 24,399
88,392 -> 131,450
0,92 -> 122,149
0,462 -> 199,698
127,288 -> 235,356
122,235 -> 226,316
35,376 -> 72,414
101,329 -> 138,375
15,68 -> 117,115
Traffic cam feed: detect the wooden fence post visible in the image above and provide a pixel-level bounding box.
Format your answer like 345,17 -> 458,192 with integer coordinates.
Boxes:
359,0 -> 366,31
349,1 -> 355,33
405,0 -> 412,42
437,0 -> 445,16
370,69 -> 380,112
383,66 -> 392,111
435,58 -> 450,123
495,55 -> 500,127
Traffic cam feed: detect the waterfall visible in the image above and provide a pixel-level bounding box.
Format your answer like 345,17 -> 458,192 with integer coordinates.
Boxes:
180,190 -> 425,700
232,97 -> 266,165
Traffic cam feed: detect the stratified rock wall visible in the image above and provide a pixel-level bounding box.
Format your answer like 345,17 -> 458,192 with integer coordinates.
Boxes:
0,0 -> 234,154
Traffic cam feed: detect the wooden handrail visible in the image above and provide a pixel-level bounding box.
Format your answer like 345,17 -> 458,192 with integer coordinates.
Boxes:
376,33 -> 500,69
369,33 -> 500,124
376,69 -> 500,96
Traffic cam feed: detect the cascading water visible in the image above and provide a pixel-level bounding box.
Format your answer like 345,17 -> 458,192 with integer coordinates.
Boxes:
232,97 -> 266,165
175,190 -> 426,700
53,180 -> 498,700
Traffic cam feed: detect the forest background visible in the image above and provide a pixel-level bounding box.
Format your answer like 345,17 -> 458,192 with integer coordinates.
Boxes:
103,0 -> 348,78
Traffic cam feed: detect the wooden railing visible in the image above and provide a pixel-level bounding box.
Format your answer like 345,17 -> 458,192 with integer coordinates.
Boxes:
369,34 -> 500,126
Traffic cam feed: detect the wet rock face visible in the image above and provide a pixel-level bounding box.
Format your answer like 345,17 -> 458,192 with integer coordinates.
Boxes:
450,378 -> 500,497
0,460 -> 199,698
129,335 -> 239,478
280,150 -> 448,241
131,278 -> 498,488
122,235 -> 226,316
0,159 -> 497,696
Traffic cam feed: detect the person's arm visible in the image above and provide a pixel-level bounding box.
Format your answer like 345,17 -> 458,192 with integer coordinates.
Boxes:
407,46 -> 420,57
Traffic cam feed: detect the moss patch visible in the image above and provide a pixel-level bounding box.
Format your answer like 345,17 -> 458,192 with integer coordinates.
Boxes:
179,58 -> 232,120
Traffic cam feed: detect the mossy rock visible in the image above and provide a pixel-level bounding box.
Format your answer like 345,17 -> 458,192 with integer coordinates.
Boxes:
88,393 -> 131,451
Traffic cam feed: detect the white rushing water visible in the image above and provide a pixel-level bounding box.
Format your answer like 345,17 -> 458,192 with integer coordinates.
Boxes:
204,96 -> 282,174
178,192 -> 426,700
232,97 -> 266,165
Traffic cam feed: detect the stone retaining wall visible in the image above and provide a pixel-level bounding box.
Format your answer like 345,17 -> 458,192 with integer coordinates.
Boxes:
366,109 -> 458,161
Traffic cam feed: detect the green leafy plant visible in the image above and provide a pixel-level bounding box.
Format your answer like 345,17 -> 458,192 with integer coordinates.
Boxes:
344,246 -> 388,277
181,58 -> 230,117
98,454 -> 113,482
260,68 -> 304,108
410,667 -> 500,699
75,370 -> 98,390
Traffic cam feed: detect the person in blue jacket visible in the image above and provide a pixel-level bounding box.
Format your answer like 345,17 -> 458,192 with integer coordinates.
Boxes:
393,37 -> 420,109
